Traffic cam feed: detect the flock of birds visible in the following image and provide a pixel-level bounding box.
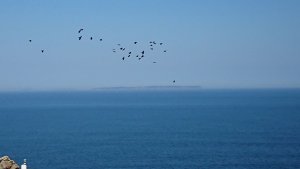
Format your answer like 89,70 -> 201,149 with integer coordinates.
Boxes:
28,28 -> 176,84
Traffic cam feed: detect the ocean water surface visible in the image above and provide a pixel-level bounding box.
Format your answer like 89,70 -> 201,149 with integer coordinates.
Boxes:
0,89 -> 300,169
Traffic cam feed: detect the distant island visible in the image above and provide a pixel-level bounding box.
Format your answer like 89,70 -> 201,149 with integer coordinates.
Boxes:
91,86 -> 203,91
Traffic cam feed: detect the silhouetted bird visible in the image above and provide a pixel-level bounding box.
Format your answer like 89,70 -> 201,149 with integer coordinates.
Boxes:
100,39 -> 103,41
150,44 -> 153,46
150,48 -> 153,50
78,29 -> 84,33
29,40 -> 32,42
141,55 -> 144,58
164,50 -> 167,52
90,37 -> 93,40
153,41 -> 156,45
122,57 -> 125,60
141,51 -> 145,54
129,52 -> 132,54
153,62 -> 157,63
128,55 -> 131,57
134,42 -> 138,44
160,43 -> 163,45
117,44 -> 121,46
122,48 -> 125,51
78,36 -> 82,40
136,55 -> 139,57
41,50 -> 44,53
173,80 -> 176,83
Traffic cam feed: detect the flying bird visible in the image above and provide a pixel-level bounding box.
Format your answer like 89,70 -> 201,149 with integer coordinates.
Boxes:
141,51 -> 145,54
41,50 -> 44,53
153,62 -> 157,63
90,37 -> 93,40
150,48 -> 153,50
78,36 -> 82,40
173,80 -> 176,83
100,39 -> 103,41
129,52 -> 132,54
122,57 -> 125,60
164,50 -> 167,52
29,40 -> 32,42
78,29 -> 84,33
160,43 -> 163,45
134,42 -> 138,44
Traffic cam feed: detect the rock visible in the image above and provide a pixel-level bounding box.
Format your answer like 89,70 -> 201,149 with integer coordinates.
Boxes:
0,156 -> 19,169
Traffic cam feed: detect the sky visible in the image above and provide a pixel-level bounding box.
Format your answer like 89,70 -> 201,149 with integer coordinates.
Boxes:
0,0 -> 299,91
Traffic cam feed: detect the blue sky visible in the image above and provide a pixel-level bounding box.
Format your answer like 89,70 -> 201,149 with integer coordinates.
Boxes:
0,0 -> 299,90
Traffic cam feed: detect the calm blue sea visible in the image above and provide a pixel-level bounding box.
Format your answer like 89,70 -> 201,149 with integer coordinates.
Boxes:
0,89 -> 300,169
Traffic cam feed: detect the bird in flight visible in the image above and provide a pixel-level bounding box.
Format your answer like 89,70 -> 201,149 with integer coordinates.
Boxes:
153,62 -> 157,63
160,43 -> 163,45
164,50 -> 167,53
78,36 -> 82,40
41,50 -> 44,53
173,80 -> 176,83
134,42 -> 138,44
29,40 -> 32,42
90,37 -> 93,40
78,29 -> 84,33
122,57 -> 125,60
141,51 -> 145,54
100,39 -> 103,41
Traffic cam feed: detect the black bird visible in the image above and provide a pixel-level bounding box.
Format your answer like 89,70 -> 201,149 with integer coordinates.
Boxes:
129,52 -> 132,54
117,44 -> 121,46
136,55 -> 139,57
122,48 -> 125,51
128,55 -> 131,57
78,29 -> 84,33
29,40 -> 32,42
134,42 -> 138,44
141,55 -> 144,58
150,44 -> 153,47
149,41 -> 153,44
141,51 -> 145,54
122,57 -> 125,60
160,43 -> 163,45
100,39 -> 103,41
120,48 -> 123,50
153,41 -> 156,45
153,62 -> 157,63
164,50 -> 167,52
173,80 -> 176,83
90,37 -> 93,40
78,36 -> 82,40
139,58 -> 141,60
150,48 -> 153,50
41,50 -> 44,53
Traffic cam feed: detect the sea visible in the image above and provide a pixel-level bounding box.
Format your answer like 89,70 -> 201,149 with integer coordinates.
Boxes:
0,89 -> 300,169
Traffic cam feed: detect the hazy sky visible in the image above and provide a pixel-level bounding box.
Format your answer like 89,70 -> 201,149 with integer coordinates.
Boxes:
0,0 -> 299,90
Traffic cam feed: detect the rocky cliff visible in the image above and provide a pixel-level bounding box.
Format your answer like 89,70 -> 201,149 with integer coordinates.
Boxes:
0,156 -> 19,169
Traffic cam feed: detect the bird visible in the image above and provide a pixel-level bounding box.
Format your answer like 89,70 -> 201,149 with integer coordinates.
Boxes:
150,48 -> 153,50
129,52 -> 132,54
29,40 -> 32,42
90,37 -> 93,40
41,50 -> 44,53
122,48 -> 125,51
78,36 -> 82,40
160,43 -> 163,45
173,80 -> 176,83
153,41 -> 157,45
122,57 -> 125,60
134,42 -> 138,44
153,62 -> 157,63
100,39 -> 103,41
136,55 -> 139,57
141,55 -> 144,58
128,55 -> 131,57
117,44 -> 121,46
141,51 -> 145,54
150,44 -> 153,47
78,29 -> 84,33
164,50 -> 167,52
